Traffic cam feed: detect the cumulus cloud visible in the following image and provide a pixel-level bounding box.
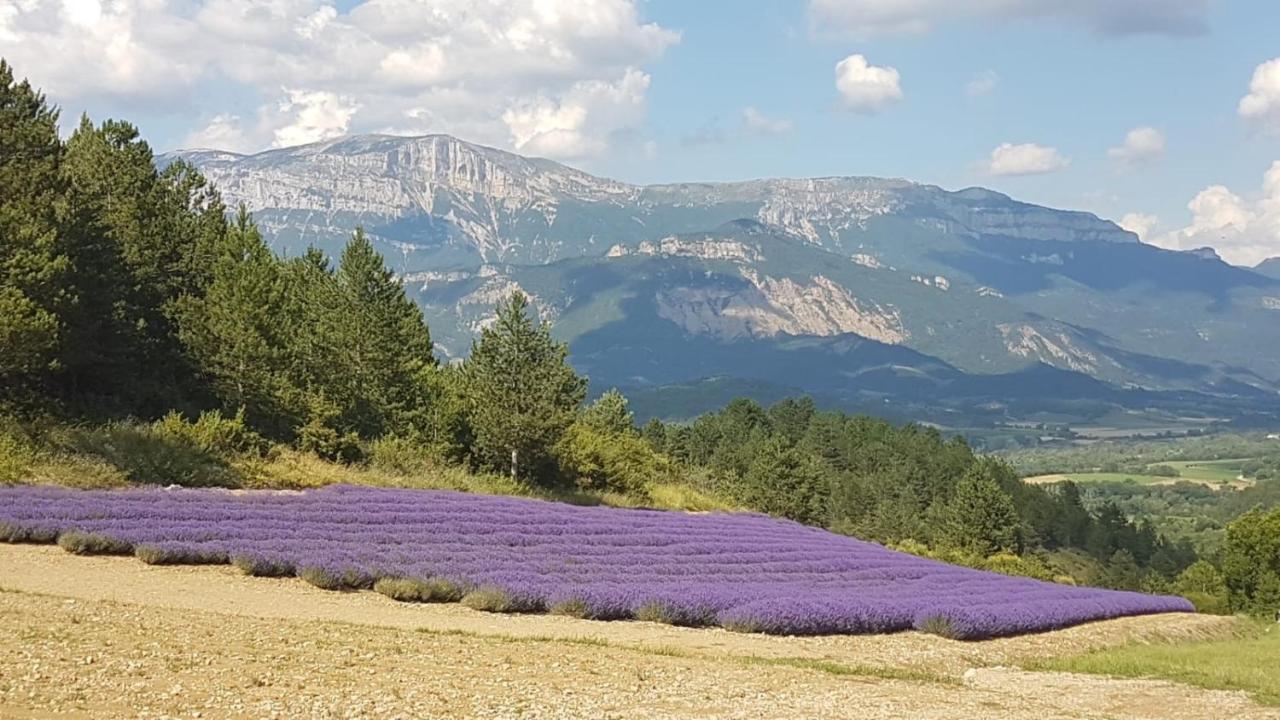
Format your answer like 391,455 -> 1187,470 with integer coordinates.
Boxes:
1118,212 -> 1159,239
807,0 -> 1209,38
834,54 -> 903,113
986,142 -> 1070,176
965,70 -> 999,97
1,0 -> 679,159
741,107 -> 793,135
1239,57 -> 1280,135
1147,161 -> 1280,265
1108,126 -> 1165,169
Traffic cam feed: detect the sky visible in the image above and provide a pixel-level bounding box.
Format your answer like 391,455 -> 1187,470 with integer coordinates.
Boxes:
3,0 -> 1280,265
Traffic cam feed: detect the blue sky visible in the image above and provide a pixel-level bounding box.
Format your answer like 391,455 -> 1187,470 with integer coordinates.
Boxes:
4,0 -> 1279,263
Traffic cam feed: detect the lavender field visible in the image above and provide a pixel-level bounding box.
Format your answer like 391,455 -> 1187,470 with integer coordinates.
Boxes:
0,485 -> 1193,638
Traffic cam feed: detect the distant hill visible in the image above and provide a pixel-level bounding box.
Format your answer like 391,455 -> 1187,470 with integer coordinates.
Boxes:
1256,257 -> 1280,279
165,134 -> 1280,425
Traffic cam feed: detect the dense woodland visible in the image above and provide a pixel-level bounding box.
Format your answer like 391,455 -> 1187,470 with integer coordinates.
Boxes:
2,59 -> 1277,615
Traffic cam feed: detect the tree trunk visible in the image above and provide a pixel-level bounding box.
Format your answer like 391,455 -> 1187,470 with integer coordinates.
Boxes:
510,448 -> 518,480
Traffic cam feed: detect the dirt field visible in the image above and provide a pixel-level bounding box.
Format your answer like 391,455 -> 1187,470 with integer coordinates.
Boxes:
0,544 -> 1275,719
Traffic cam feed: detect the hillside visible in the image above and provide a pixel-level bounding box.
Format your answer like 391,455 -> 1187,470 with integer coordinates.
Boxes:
167,134 -> 1280,424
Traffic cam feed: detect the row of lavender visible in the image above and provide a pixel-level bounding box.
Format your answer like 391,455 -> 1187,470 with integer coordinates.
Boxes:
0,484 -> 1193,638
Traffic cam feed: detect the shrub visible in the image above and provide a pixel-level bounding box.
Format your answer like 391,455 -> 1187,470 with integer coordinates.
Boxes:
296,414 -> 363,464
373,577 -> 462,603
0,426 -> 36,483
983,552 -> 1055,581
368,435 -> 438,476
548,598 -> 591,618
134,544 -> 227,565
633,601 -> 716,627
56,531 -> 132,556
0,521 -> 57,543
297,565 -> 372,590
51,422 -> 239,487
152,409 -> 269,457
461,586 -> 544,613
230,553 -> 295,577
554,422 -> 665,497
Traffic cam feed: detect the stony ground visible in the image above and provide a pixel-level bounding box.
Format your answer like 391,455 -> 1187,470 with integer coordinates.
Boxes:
0,544 -> 1274,720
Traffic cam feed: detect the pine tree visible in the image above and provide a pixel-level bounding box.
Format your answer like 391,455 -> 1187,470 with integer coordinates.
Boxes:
740,439 -> 828,524
462,291 -> 586,481
0,60 -> 72,400
933,468 -> 1021,556
177,207 -> 297,434
331,228 -> 435,437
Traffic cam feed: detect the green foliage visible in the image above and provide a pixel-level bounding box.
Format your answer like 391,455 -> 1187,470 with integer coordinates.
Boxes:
554,421 -> 665,497
0,424 -> 36,483
1224,506 -> 1280,615
53,421 -> 239,488
461,292 -> 586,481
736,440 -> 828,525
931,467 -> 1021,556
0,60 -> 72,397
152,408 -> 268,457
580,389 -> 635,435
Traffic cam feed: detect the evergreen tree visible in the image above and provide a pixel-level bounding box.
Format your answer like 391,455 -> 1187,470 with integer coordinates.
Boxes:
177,207 -> 297,435
0,60 -> 71,400
580,389 -> 634,436
739,440 -> 828,525
933,468 -> 1020,556
461,291 -> 586,481
331,228 -> 435,437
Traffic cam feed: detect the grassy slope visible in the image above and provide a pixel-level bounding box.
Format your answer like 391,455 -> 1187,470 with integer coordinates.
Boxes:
1034,620 -> 1280,706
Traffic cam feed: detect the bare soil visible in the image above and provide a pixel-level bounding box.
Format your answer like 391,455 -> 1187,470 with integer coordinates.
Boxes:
0,544 -> 1273,719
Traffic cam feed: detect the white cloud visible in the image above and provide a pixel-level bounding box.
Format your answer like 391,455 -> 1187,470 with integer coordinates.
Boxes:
741,106 -> 793,135
834,54 -> 903,113
1239,57 -> 1280,135
1108,126 -> 1165,169
808,0 -> 1209,39
2,0 -> 679,159
183,114 -> 254,153
965,70 -> 999,97
273,89 -> 361,148
1118,212 -> 1159,239
986,142 -> 1070,176
1148,161 -> 1280,266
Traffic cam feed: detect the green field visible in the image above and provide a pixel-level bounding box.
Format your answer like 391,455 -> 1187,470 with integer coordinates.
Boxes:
1035,620 -> 1280,706
1025,458 -> 1250,487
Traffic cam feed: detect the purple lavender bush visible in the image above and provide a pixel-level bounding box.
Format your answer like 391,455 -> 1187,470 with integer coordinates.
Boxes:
0,484 -> 1193,638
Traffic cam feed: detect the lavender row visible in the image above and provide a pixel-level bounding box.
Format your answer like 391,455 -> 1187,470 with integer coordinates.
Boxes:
0,484 -> 1193,638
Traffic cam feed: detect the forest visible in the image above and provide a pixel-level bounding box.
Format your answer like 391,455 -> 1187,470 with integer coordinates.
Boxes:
2,58 -> 1276,616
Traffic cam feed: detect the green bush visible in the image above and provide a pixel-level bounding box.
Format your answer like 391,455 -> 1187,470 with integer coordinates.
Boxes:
152,409 -> 268,457
0,424 -> 36,483
554,422 -> 665,497
916,615 -> 960,639
367,435 -> 439,476
57,531 -> 133,555
51,422 -> 239,487
983,552 -> 1055,581
297,417 -> 363,464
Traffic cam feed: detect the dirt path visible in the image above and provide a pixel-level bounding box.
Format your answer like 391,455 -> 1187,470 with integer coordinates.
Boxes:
0,544 -> 1273,719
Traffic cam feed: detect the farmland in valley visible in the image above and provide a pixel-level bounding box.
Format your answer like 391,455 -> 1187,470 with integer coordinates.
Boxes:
0,484 -> 1191,639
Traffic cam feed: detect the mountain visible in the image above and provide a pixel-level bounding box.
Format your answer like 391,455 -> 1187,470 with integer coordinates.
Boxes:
1256,257 -> 1280,279
165,134 -> 1280,426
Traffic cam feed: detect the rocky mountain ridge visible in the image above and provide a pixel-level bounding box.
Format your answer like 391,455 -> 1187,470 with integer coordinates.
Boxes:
167,134 -> 1280,424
